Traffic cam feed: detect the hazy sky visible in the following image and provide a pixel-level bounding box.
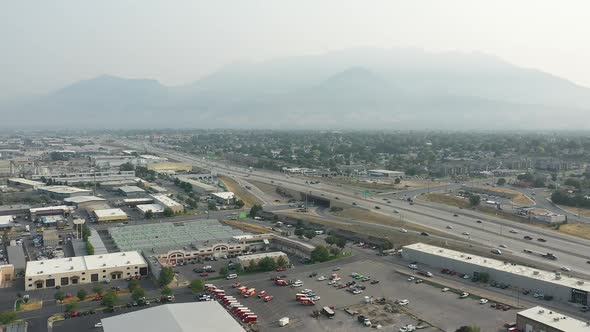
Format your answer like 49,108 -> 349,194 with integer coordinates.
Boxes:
2,0 -> 590,100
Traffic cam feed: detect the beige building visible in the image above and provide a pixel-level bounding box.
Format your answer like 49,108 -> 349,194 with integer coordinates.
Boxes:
93,208 -> 128,222
150,194 -> 183,214
147,163 -> 192,172
237,251 -> 289,268
517,306 -> 590,332
25,251 -> 148,290
0,264 -> 15,286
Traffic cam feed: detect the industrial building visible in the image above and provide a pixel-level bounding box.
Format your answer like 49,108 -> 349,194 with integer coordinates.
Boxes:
93,208 -> 128,222
0,204 -> 30,217
38,185 -> 91,199
7,178 -> 44,190
31,170 -> 136,184
117,185 -> 146,198
25,251 -> 148,290
63,196 -> 106,209
517,306 -> 590,332
402,243 -> 590,305
30,205 -> 74,218
136,204 -> 165,217
123,198 -> 154,206
6,246 -> 26,273
237,251 -> 288,268
0,216 -> 15,230
147,162 -> 192,172
100,302 -> 244,332
212,191 -> 235,205
150,194 -> 183,214
368,169 -> 405,178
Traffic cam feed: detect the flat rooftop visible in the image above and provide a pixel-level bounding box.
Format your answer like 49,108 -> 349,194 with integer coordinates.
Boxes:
118,185 -> 145,193
101,302 -> 244,332
518,306 -> 590,331
150,194 -> 182,207
212,191 -> 235,200
94,208 -> 128,218
63,196 -> 105,204
0,204 -> 31,213
8,178 -> 44,186
136,204 -> 165,213
369,169 -> 404,174
109,219 -> 246,252
38,185 -> 91,194
238,251 -> 287,260
30,205 -> 73,213
25,251 -> 145,277
404,243 -> 590,293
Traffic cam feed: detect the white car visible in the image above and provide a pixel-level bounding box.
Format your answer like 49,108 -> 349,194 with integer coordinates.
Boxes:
327,280 -> 335,285
446,225 -> 453,229
441,288 -> 450,292
509,229 -> 518,234
480,298 -> 489,304
292,281 -> 303,287
396,299 -> 409,306
561,266 -> 571,272
352,289 -> 363,294
407,277 -> 415,282
460,292 -> 469,298
408,264 -> 418,269
394,209 -> 400,213
311,295 -> 321,301
399,228 -> 408,233
94,322 -> 103,328
317,276 -> 326,281
499,244 -> 508,248
302,289 -> 313,294
462,231 -> 470,236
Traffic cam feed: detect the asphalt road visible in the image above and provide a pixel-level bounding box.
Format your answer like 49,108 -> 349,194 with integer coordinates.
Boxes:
121,142 -> 590,276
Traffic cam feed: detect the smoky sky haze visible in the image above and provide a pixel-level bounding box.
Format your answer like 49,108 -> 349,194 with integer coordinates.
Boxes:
2,0 -> 590,100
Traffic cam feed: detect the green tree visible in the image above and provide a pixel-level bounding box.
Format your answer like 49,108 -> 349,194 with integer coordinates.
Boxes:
247,260 -> 257,271
257,257 -> 277,271
477,272 -> 490,283
163,207 -> 174,217
159,267 -> 175,286
161,286 -> 173,296
325,236 -> 336,246
128,279 -> 140,292
119,162 -> 135,172
101,291 -> 119,308
496,178 -> 506,186
394,177 -> 401,184
235,200 -> 245,208
294,228 -> 304,237
469,194 -> 481,206
335,237 -> 347,249
92,285 -> 103,296
131,287 -> 145,301
276,256 -> 288,268
190,279 -> 205,293
208,202 -> 217,210
64,302 -> 78,313
54,290 -> 66,302
329,247 -> 341,256
85,242 -> 94,255
234,263 -> 244,274
144,210 -> 154,219
249,204 -> 262,217
0,311 -> 17,325
77,289 -> 87,301
311,246 -> 330,263
219,266 -> 228,277
303,229 -> 317,239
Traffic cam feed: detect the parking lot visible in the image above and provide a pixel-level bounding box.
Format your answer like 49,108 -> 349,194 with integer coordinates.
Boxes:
210,258 -> 515,332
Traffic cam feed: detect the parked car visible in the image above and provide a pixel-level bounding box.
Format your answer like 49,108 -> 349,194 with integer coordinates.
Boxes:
460,292 -> 469,298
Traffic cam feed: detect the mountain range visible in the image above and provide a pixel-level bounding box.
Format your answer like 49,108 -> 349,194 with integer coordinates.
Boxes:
2,48 -> 590,130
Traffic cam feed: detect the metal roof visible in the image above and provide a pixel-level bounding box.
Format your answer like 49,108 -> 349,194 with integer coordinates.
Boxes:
518,306 -> 590,331
101,302 -> 244,332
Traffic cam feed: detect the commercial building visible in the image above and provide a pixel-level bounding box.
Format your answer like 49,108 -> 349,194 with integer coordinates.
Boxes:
212,191 -> 235,205
38,185 -> 91,199
25,251 -> 148,290
237,251 -> 289,268
0,215 -> 15,230
136,204 -> 165,217
117,185 -> 146,198
63,196 -> 106,209
30,205 -> 74,218
123,198 -> 154,206
147,163 -> 192,172
0,264 -> 15,285
6,245 -> 26,273
150,194 -> 183,214
368,169 -> 405,178
7,178 -> 44,190
0,204 -> 30,217
402,243 -> 590,305
517,306 -> 590,332
31,170 -> 136,184
100,302 -> 244,332
39,215 -> 66,227
100,179 -> 139,191
93,208 -> 128,222
520,208 -> 566,224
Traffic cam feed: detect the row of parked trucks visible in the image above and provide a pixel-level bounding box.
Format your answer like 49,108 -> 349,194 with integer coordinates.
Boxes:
205,284 -> 258,323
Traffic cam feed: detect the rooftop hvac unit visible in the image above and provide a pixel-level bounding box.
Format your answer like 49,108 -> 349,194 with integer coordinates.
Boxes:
102,263 -> 106,267
38,271 -> 43,274
70,266 -> 74,270
122,253 -> 126,256
126,261 -> 130,264
553,317 -> 560,321
538,310 -> 545,313
533,271 -> 540,275
577,281 -> 585,285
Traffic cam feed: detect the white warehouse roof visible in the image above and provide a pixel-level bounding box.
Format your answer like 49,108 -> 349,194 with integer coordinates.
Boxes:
25,251 -> 146,277
404,243 -> 590,293
64,196 -> 106,204
94,208 -> 128,218
136,204 -> 165,214
518,306 -> 590,331
212,192 -> 235,200
38,185 -> 90,195
101,302 -> 244,332
150,194 -> 182,208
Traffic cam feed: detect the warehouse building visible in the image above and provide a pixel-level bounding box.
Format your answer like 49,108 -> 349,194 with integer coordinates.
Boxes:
63,196 -> 106,209
368,169 -> 405,178
6,245 -> 26,273
517,306 -> 590,332
25,251 -> 148,290
402,243 -> 590,305
237,251 -> 288,268
93,208 -> 128,222
212,192 -> 235,205
100,179 -> 139,191
123,198 -> 154,206
147,162 -> 192,172
0,216 -> 15,230
136,204 -> 165,217
117,185 -> 146,198
0,204 -> 30,217
31,170 -> 136,184
7,178 -> 44,190
38,185 -> 91,199
100,302 -> 244,332
30,205 -> 74,218
150,194 -> 183,214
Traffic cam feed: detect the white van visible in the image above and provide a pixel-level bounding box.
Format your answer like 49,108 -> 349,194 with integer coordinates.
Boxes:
25,225 -> 30,232
491,248 -> 502,255
226,274 -> 238,279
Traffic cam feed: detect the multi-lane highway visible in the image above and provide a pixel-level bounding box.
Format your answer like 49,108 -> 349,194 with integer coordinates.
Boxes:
122,140 -> 590,276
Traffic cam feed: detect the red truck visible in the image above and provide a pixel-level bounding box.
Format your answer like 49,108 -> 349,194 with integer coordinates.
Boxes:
238,310 -> 254,320
231,306 -> 248,314
295,293 -> 307,301
239,287 -> 248,294
257,291 -> 268,298
275,279 -> 288,286
242,315 -> 258,323
300,298 -> 315,306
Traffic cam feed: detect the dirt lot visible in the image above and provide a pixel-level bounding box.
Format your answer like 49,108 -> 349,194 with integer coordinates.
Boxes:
219,175 -> 263,207
556,222 -> 590,240
558,205 -> 590,218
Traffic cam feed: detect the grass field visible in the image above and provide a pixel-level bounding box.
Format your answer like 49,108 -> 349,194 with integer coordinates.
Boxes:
556,222 -> 590,240
557,205 -> 590,218
218,175 -> 263,208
